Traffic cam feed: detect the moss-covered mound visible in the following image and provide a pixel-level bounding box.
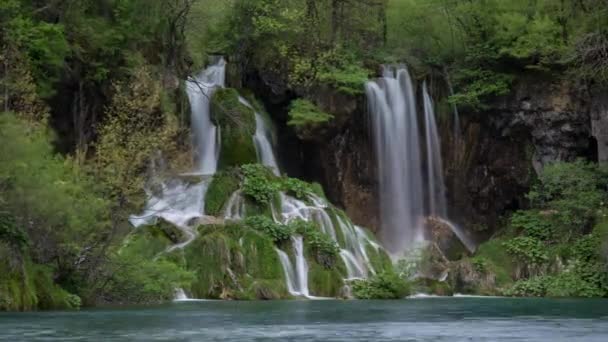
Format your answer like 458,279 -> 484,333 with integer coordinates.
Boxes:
210,88 -> 257,169
176,223 -> 288,300
205,169 -> 242,217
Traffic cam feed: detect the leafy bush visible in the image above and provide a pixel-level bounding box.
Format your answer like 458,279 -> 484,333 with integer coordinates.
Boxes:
352,272 -> 410,299
510,210 -> 554,241
503,277 -> 548,297
244,216 -> 292,243
282,177 -> 313,200
503,236 -> 548,264
288,99 -> 334,128
241,164 -> 279,204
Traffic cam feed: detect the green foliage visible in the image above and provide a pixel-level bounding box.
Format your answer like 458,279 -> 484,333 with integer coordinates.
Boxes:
0,210 -> 28,250
352,272 -> 410,299
288,99 -> 334,128
282,177 -> 314,200
0,113 -> 110,299
503,236 -> 548,264
241,164 -> 279,205
244,216 -> 292,243
510,210 -> 555,241
205,170 -> 242,216
104,255 -> 194,304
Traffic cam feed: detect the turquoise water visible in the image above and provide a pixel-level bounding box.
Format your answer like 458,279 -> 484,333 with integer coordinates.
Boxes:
1,297 -> 607,341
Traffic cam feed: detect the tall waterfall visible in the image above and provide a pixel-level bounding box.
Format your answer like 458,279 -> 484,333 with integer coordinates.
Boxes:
130,58 -> 228,239
365,66 -> 425,254
423,82 -> 447,217
366,65 -> 475,255
186,57 -> 225,175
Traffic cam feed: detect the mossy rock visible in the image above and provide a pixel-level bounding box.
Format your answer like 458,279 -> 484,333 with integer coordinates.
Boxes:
210,88 -> 257,169
308,259 -> 347,297
366,244 -> 394,274
205,169 -> 242,216
180,223 -> 288,300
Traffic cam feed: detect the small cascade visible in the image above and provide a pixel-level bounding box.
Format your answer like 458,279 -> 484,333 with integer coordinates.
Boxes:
174,288 -> 189,301
186,57 -> 225,175
422,82 -> 448,217
238,96 -> 280,175
223,190 -> 246,220
292,235 -> 310,297
275,248 -> 299,295
272,192 -> 378,291
365,65 -> 425,254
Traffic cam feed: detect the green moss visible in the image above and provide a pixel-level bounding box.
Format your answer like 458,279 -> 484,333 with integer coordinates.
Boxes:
205,169 -> 241,216
210,88 -> 257,169
120,225 -> 174,260
181,223 -> 288,300
473,238 -> 514,287
288,99 -> 334,129
366,245 -> 394,274
308,260 -> 346,297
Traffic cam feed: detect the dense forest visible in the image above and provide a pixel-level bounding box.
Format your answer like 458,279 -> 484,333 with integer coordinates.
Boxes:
1,0 -> 608,310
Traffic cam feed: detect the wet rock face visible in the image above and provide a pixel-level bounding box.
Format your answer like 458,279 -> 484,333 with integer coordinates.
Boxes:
446,77 -> 596,236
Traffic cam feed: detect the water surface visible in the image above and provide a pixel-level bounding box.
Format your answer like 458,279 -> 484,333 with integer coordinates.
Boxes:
1,297 -> 607,341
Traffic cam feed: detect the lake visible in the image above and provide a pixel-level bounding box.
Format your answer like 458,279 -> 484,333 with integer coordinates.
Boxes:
1,297 -> 607,341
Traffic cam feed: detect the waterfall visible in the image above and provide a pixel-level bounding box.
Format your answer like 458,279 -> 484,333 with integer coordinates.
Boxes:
366,65 -> 475,256
271,192 -> 378,294
365,65 -> 425,254
224,190 -> 246,220
238,96 -> 280,175
292,235 -> 310,297
186,57 -> 225,175
130,58 -> 227,249
423,82 -> 448,217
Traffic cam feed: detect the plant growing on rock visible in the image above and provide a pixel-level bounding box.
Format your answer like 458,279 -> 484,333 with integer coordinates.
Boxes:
244,216 -> 292,243
241,164 -> 279,205
351,272 -> 410,300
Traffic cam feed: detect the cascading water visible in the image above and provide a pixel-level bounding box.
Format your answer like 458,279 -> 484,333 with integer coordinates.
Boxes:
270,192 -> 379,296
130,58 -> 228,247
366,65 -> 475,256
187,57 -> 225,175
365,65 -> 425,254
238,96 -> 280,175
422,81 -> 447,217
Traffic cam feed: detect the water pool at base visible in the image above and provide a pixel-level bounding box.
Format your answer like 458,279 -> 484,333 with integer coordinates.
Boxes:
1,297 -> 607,341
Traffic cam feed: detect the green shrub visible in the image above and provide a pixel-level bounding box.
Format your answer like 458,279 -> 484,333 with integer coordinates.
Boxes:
282,177 -> 313,200
287,99 -> 333,128
510,210 -> 554,241
241,164 -> 279,204
503,236 -> 548,264
352,272 -> 410,299
244,216 -> 292,243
